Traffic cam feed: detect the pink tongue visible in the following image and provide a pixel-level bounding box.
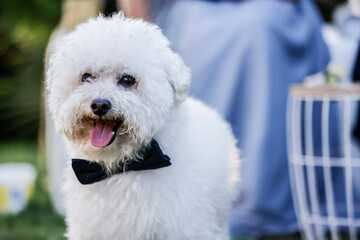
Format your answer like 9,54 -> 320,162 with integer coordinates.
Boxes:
90,119 -> 115,148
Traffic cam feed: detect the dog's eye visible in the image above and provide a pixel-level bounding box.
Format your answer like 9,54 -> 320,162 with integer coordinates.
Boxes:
81,73 -> 94,83
118,75 -> 136,88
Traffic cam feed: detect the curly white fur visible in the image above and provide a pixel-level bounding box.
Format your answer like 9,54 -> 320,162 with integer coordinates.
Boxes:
46,13 -> 240,240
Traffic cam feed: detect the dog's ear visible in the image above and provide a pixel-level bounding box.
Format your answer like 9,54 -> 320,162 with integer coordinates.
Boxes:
167,52 -> 191,104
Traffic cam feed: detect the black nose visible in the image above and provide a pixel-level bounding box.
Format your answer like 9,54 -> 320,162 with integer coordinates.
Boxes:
90,99 -> 111,116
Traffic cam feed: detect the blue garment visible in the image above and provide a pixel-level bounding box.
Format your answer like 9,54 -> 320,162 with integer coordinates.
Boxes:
151,0 -> 330,238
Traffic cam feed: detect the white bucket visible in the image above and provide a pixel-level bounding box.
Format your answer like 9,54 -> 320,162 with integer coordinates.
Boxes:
0,163 -> 37,215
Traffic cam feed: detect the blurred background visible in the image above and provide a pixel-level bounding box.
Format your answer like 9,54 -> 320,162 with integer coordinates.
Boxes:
0,1 -> 64,239
0,0 -> 356,239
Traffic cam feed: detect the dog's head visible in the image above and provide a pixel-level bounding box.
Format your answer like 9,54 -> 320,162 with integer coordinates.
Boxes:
46,14 -> 190,163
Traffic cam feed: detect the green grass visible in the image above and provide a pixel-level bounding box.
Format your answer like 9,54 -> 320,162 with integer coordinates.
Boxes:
0,141 -> 66,240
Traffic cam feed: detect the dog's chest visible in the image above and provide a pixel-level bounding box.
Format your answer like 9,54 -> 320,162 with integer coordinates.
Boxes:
65,169 -> 170,240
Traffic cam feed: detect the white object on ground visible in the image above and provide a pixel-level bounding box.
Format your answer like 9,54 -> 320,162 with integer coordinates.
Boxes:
287,85 -> 360,240
0,163 -> 37,215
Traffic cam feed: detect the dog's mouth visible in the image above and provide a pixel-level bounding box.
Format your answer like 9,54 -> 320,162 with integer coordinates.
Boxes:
90,118 -> 121,148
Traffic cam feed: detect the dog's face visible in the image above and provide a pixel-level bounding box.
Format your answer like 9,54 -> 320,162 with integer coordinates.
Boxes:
46,14 -> 190,163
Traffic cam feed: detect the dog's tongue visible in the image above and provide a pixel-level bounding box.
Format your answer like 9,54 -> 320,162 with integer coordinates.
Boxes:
90,119 -> 115,148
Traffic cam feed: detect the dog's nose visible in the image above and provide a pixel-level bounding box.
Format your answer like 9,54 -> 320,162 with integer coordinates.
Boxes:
90,99 -> 111,116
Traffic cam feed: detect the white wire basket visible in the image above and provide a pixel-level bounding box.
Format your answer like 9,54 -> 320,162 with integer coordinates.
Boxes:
287,84 -> 360,240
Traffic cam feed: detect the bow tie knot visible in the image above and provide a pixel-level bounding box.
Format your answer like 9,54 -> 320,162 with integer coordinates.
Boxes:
72,140 -> 171,184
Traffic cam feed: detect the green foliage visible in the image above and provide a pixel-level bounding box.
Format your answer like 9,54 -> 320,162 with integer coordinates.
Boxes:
0,0 -> 61,140
0,201 -> 66,240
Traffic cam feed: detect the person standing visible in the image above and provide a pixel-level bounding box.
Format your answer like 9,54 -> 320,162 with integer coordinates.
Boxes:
120,0 -> 330,238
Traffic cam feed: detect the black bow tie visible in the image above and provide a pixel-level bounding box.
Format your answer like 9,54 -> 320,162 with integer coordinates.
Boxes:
71,139 -> 171,185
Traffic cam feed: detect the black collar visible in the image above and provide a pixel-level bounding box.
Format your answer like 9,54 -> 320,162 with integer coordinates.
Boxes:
71,139 -> 171,185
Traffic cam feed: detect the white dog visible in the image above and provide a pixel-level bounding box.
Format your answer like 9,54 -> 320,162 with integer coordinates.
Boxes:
46,14 -> 240,240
